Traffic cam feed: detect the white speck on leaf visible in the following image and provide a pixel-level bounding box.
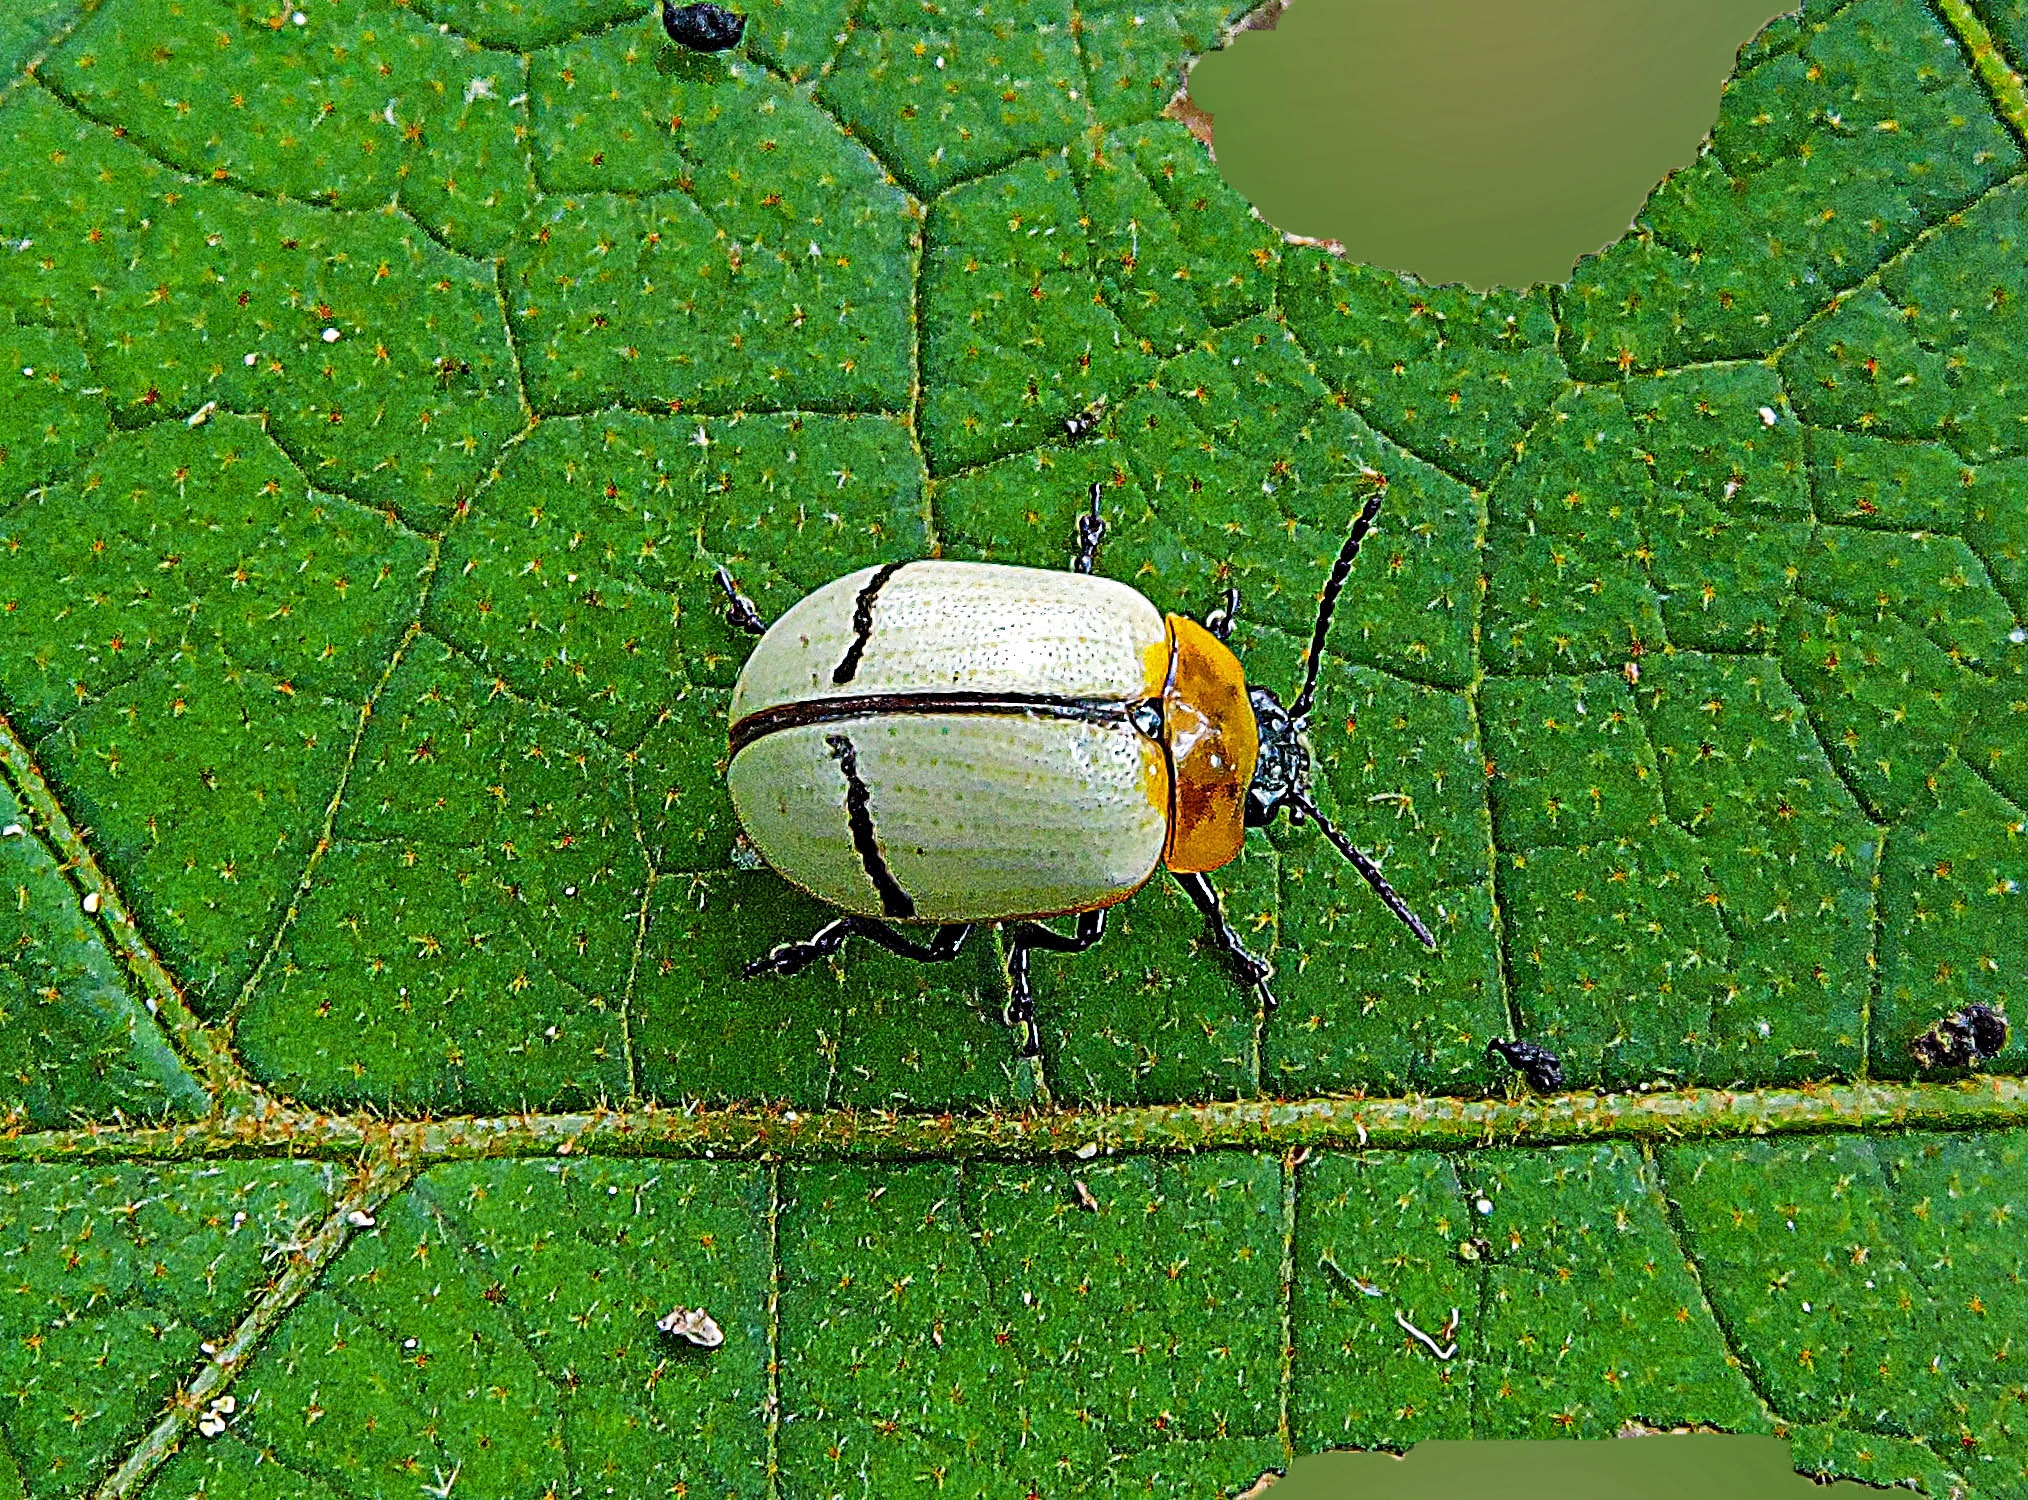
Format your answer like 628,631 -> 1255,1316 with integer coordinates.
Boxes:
657,1306 -> 725,1347
322,327 -> 341,343
464,76 -> 497,104
1759,406 -> 1779,425
1,824 -> 21,838
83,891 -> 100,914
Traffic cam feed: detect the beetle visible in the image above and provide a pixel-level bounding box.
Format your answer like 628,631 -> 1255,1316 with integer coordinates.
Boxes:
715,481 -> 1436,1057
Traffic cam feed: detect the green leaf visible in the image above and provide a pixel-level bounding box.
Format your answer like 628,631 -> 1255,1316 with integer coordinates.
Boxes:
0,774 -> 205,1126
0,1160 -> 335,1495
0,0 -> 2024,1492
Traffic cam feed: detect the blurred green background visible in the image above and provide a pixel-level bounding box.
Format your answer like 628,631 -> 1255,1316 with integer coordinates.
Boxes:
1188,0 -> 1792,289
1280,1436 -> 1874,1497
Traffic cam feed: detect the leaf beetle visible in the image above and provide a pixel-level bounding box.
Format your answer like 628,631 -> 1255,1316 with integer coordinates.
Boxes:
716,482 -> 1436,1057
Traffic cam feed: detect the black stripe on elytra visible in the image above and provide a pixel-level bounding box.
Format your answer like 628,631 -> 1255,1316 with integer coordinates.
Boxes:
826,732 -> 915,919
729,691 -> 1159,757
831,561 -> 907,686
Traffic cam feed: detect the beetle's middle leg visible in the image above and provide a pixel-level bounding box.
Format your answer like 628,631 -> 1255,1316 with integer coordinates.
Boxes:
743,917 -> 972,979
1070,483 -> 1107,575
1203,585 -> 1240,642
1003,908 -> 1107,1057
1173,871 -> 1276,1012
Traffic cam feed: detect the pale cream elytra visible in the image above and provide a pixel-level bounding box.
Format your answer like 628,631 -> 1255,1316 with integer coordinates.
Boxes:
728,563 -> 1174,925
716,483 -> 1437,1060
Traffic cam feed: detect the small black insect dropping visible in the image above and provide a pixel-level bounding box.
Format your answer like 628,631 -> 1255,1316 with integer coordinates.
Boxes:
663,1 -> 746,52
1909,1002 -> 2009,1069
1488,1037 -> 1563,1092
1063,397 -> 1107,442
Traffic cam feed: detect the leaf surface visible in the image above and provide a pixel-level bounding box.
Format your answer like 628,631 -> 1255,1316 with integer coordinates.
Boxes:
0,0 -> 2022,1493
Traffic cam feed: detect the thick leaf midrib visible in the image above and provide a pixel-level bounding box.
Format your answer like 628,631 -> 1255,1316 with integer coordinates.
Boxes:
3,1076 -> 2024,1169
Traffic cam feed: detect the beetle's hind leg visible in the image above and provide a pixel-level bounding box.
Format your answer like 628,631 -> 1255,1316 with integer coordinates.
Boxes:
743,917 -> 971,979
1003,909 -> 1107,1057
1173,871 -> 1276,1012
1071,483 -> 1107,575
715,565 -> 768,637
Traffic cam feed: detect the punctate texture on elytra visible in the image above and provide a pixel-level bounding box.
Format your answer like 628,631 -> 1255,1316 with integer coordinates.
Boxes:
0,0 -> 2022,1493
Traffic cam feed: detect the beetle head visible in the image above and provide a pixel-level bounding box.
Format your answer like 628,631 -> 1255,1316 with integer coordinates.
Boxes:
1243,685 -> 1310,828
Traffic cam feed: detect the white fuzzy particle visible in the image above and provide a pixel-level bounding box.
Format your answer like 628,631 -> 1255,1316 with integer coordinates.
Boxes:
1758,405 -> 1779,426
19,367 -> 31,378
322,327 -> 341,343
244,351 -> 259,366
83,891 -> 101,915
464,76 -> 497,104
0,825 -> 20,839
2011,627 -> 2027,645
291,10 -> 306,23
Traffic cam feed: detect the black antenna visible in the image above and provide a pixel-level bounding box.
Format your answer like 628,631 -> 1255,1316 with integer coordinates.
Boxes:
1290,481 -> 1387,722
1286,788 -> 1437,949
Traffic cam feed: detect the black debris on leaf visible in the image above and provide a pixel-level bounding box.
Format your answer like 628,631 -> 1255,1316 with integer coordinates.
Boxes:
663,1 -> 746,51
1909,1003 -> 2010,1069
1488,1037 -> 1563,1092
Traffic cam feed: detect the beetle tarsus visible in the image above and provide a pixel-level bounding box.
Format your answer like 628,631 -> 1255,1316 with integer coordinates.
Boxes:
743,916 -> 971,978
1071,484 -> 1107,575
1203,586 -> 1240,642
1003,909 -> 1107,1056
1173,871 -> 1277,1010
716,565 -> 768,637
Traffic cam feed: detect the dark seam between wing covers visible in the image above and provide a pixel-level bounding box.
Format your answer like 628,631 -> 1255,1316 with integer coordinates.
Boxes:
831,561 -> 907,686
826,731 -> 915,919
728,691 -> 1155,756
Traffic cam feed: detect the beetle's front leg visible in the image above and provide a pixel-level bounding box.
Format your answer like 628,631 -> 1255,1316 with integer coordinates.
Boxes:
1003,908 -> 1107,1057
743,917 -> 971,978
1173,871 -> 1276,1012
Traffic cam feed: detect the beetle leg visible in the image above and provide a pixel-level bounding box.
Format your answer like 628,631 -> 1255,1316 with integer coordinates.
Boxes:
1071,483 -> 1107,575
1202,586 -> 1240,642
715,565 -> 769,637
1003,909 -> 1107,1057
743,917 -> 971,978
1172,871 -> 1277,1012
